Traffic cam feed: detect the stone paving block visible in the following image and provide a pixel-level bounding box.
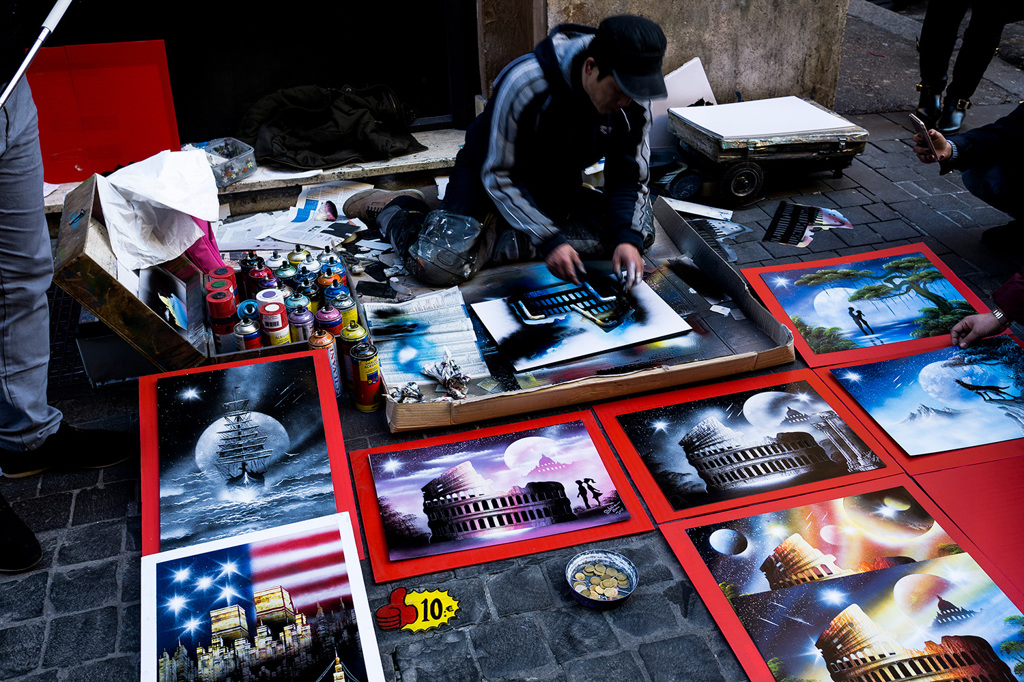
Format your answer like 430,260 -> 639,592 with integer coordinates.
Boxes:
540,553 -> 591,610
869,219 -> 924,241
536,608 -> 619,665
0,621 -> 44,679
0,475 -> 39,500
940,210 -> 976,228
12,492 -> 72,532
894,180 -> 928,198
962,205 -> 1013,228
125,515 -> 142,553
836,224 -> 884,247
49,562 -> 119,614
71,480 -> 138,526
843,161 -> 916,203
863,202 -> 899,221
487,564 -> 553,616
42,606 -> 119,667
822,174 -> 861,190
453,558 -> 518,580
660,580 -> 704,624
757,239 -> 803,260
825,188 -> 873,207
727,241 -> 772,264
876,165 -> 927,183
789,193 -> 838,208
907,176 -> 965,196
848,113 -> 909,141
10,671 -> 59,682
0,572 -> 47,624
920,192 -> 970,212
120,555 -> 141,604
803,228 -> 847,253
566,652 -> 645,682
872,138 -> 913,154
729,205 -> 770,225
470,619 -> 555,679
56,520 -> 123,566
831,204 -> 874,225
639,635 -> 727,682
38,470 -> 99,496
603,592 -> 680,641
63,656 -> 139,682
97,457 -> 141,485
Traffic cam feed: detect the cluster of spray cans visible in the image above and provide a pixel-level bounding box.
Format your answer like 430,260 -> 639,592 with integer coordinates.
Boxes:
204,244 -> 381,410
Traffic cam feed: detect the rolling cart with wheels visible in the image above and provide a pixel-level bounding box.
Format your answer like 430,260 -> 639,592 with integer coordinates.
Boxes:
667,96 -> 869,205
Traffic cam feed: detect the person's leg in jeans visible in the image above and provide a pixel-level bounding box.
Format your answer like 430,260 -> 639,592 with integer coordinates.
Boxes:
0,81 -> 62,455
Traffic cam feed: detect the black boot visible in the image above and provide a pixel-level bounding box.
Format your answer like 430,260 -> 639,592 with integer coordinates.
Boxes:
937,98 -> 971,135
915,82 -> 944,129
0,492 -> 42,573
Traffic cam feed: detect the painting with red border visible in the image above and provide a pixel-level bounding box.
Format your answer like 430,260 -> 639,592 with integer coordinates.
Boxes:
742,243 -> 988,368
140,352 -> 359,557
660,477 -> 1024,682
817,334 -> 1024,473
595,370 -> 896,523
351,412 -> 652,582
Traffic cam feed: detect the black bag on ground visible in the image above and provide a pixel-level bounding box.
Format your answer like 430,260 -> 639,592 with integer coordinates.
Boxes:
236,84 -> 427,170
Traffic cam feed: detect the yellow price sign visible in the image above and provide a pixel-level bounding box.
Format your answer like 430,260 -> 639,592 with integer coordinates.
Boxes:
374,587 -> 460,633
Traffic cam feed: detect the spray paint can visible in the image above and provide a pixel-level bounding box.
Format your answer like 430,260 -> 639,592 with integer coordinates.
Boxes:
246,261 -> 272,300
323,255 -> 348,287
333,292 -> 359,329
275,262 -> 298,288
206,290 -> 238,354
264,249 -> 286,270
205,277 -> 233,299
239,251 -> 260,298
288,304 -> 315,342
284,292 -> 311,312
338,319 -> 368,389
287,244 -> 310,266
317,266 -> 342,292
350,342 -> 381,411
233,315 -> 262,351
308,329 -> 342,397
299,254 -> 322,276
314,304 -> 344,338
208,266 -> 239,302
259,301 -> 291,346
300,284 -> 321,313
316,245 -> 335,264
255,287 -> 286,307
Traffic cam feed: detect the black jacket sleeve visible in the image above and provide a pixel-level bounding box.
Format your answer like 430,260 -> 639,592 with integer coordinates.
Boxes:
941,102 -> 1024,173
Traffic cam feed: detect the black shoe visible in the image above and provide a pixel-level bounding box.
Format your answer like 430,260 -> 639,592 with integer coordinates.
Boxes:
981,221 -> 1023,252
0,492 -> 42,573
0,422 -> 138,478
937,98 -> 971,135
915,83 -> 943,129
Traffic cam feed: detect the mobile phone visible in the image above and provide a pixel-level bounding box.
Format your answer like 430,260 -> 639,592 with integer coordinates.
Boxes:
909,113 -> 940,161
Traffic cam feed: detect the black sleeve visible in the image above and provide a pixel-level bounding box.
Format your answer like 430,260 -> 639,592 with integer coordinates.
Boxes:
945,103 -> 1024,171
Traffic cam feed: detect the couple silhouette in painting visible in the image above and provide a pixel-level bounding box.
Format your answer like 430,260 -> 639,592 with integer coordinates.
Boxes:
848,307 -> 874,336
576,479 -> 603,509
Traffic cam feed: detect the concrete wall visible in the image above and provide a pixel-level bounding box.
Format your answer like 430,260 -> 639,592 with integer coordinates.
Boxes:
477,0 -> 850,107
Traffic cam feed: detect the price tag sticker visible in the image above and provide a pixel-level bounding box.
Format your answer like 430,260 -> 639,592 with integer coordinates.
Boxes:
374,587 -> 460,633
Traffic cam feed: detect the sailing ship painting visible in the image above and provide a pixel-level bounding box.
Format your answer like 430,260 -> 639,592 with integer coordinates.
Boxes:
155,356 -> 339,552
213,391 -> 273,488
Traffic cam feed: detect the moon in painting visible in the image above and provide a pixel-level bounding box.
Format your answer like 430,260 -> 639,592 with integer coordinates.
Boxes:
843,490 -> 935,541
504,436 -> 562,475
194,412 -> 290,480
709,528 -> 748,555
918,358 -> 1014,408
893,573 -> 954,623
742,391 -> 825,432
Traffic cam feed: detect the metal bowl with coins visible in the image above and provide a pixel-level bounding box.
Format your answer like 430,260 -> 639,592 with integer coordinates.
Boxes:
565,550 -> 638,610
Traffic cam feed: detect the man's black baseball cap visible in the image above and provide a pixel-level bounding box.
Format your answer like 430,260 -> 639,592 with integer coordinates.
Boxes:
590,15 -> 668,100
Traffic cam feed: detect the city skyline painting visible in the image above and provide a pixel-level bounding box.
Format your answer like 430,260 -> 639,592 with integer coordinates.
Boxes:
828,335 -> 1024,457
596,371 -> 891,522
661,479 -> 1024,682
470,263 -> 691,372
352,412 -> 653,582
140,353 -> 356,555
743,243 -> 986,367
141,514 -> 384,682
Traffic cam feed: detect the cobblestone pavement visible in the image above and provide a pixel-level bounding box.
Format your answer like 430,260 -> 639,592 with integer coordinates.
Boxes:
2,3 -> 1023,681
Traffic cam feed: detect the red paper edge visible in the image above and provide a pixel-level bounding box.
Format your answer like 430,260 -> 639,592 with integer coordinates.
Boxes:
741,243 -> 990,369
660,474 -> 1024,682
812,334 -> 1024,474
594,369 -> 902,523
351,411 -> 654,583
139,351 -> 358,557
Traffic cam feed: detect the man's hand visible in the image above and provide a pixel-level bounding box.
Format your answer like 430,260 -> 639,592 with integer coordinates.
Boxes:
913,129 -> 952,164
612,243 -> 643,292
545,243 -> 584,284
950,312 -> 1008,348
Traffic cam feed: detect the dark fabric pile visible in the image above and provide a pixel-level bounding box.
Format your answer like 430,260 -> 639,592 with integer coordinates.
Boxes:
236,84 -> 428,170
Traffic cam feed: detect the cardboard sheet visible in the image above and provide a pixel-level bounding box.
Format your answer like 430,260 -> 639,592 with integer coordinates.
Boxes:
816,335 -> 1024,472
141,514 -> 384,681
661,476 -> 1024,682
351,412 -> 653,582
139,352 -> 360,558
596,370 -> 897,522
743,243 -> 988,368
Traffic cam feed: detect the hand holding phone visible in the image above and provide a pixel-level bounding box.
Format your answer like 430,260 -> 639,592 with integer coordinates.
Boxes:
909,113 -> 940,162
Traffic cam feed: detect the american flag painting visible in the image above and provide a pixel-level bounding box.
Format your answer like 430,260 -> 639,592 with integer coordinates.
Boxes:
142,514 -> 384,682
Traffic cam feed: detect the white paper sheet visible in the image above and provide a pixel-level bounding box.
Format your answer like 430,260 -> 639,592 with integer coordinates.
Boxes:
670,96 -> 857,139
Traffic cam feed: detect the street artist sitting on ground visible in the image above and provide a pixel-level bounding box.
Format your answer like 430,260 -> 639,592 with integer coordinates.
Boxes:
912,104 -> 1024,348
343,15 -> 668,291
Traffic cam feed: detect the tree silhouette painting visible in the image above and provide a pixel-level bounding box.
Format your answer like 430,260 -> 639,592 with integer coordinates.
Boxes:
763,252 -> 973,354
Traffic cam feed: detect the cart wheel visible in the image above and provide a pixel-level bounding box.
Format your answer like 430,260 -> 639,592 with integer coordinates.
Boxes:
719,162 -> 764,203
666,169 -> 704,200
